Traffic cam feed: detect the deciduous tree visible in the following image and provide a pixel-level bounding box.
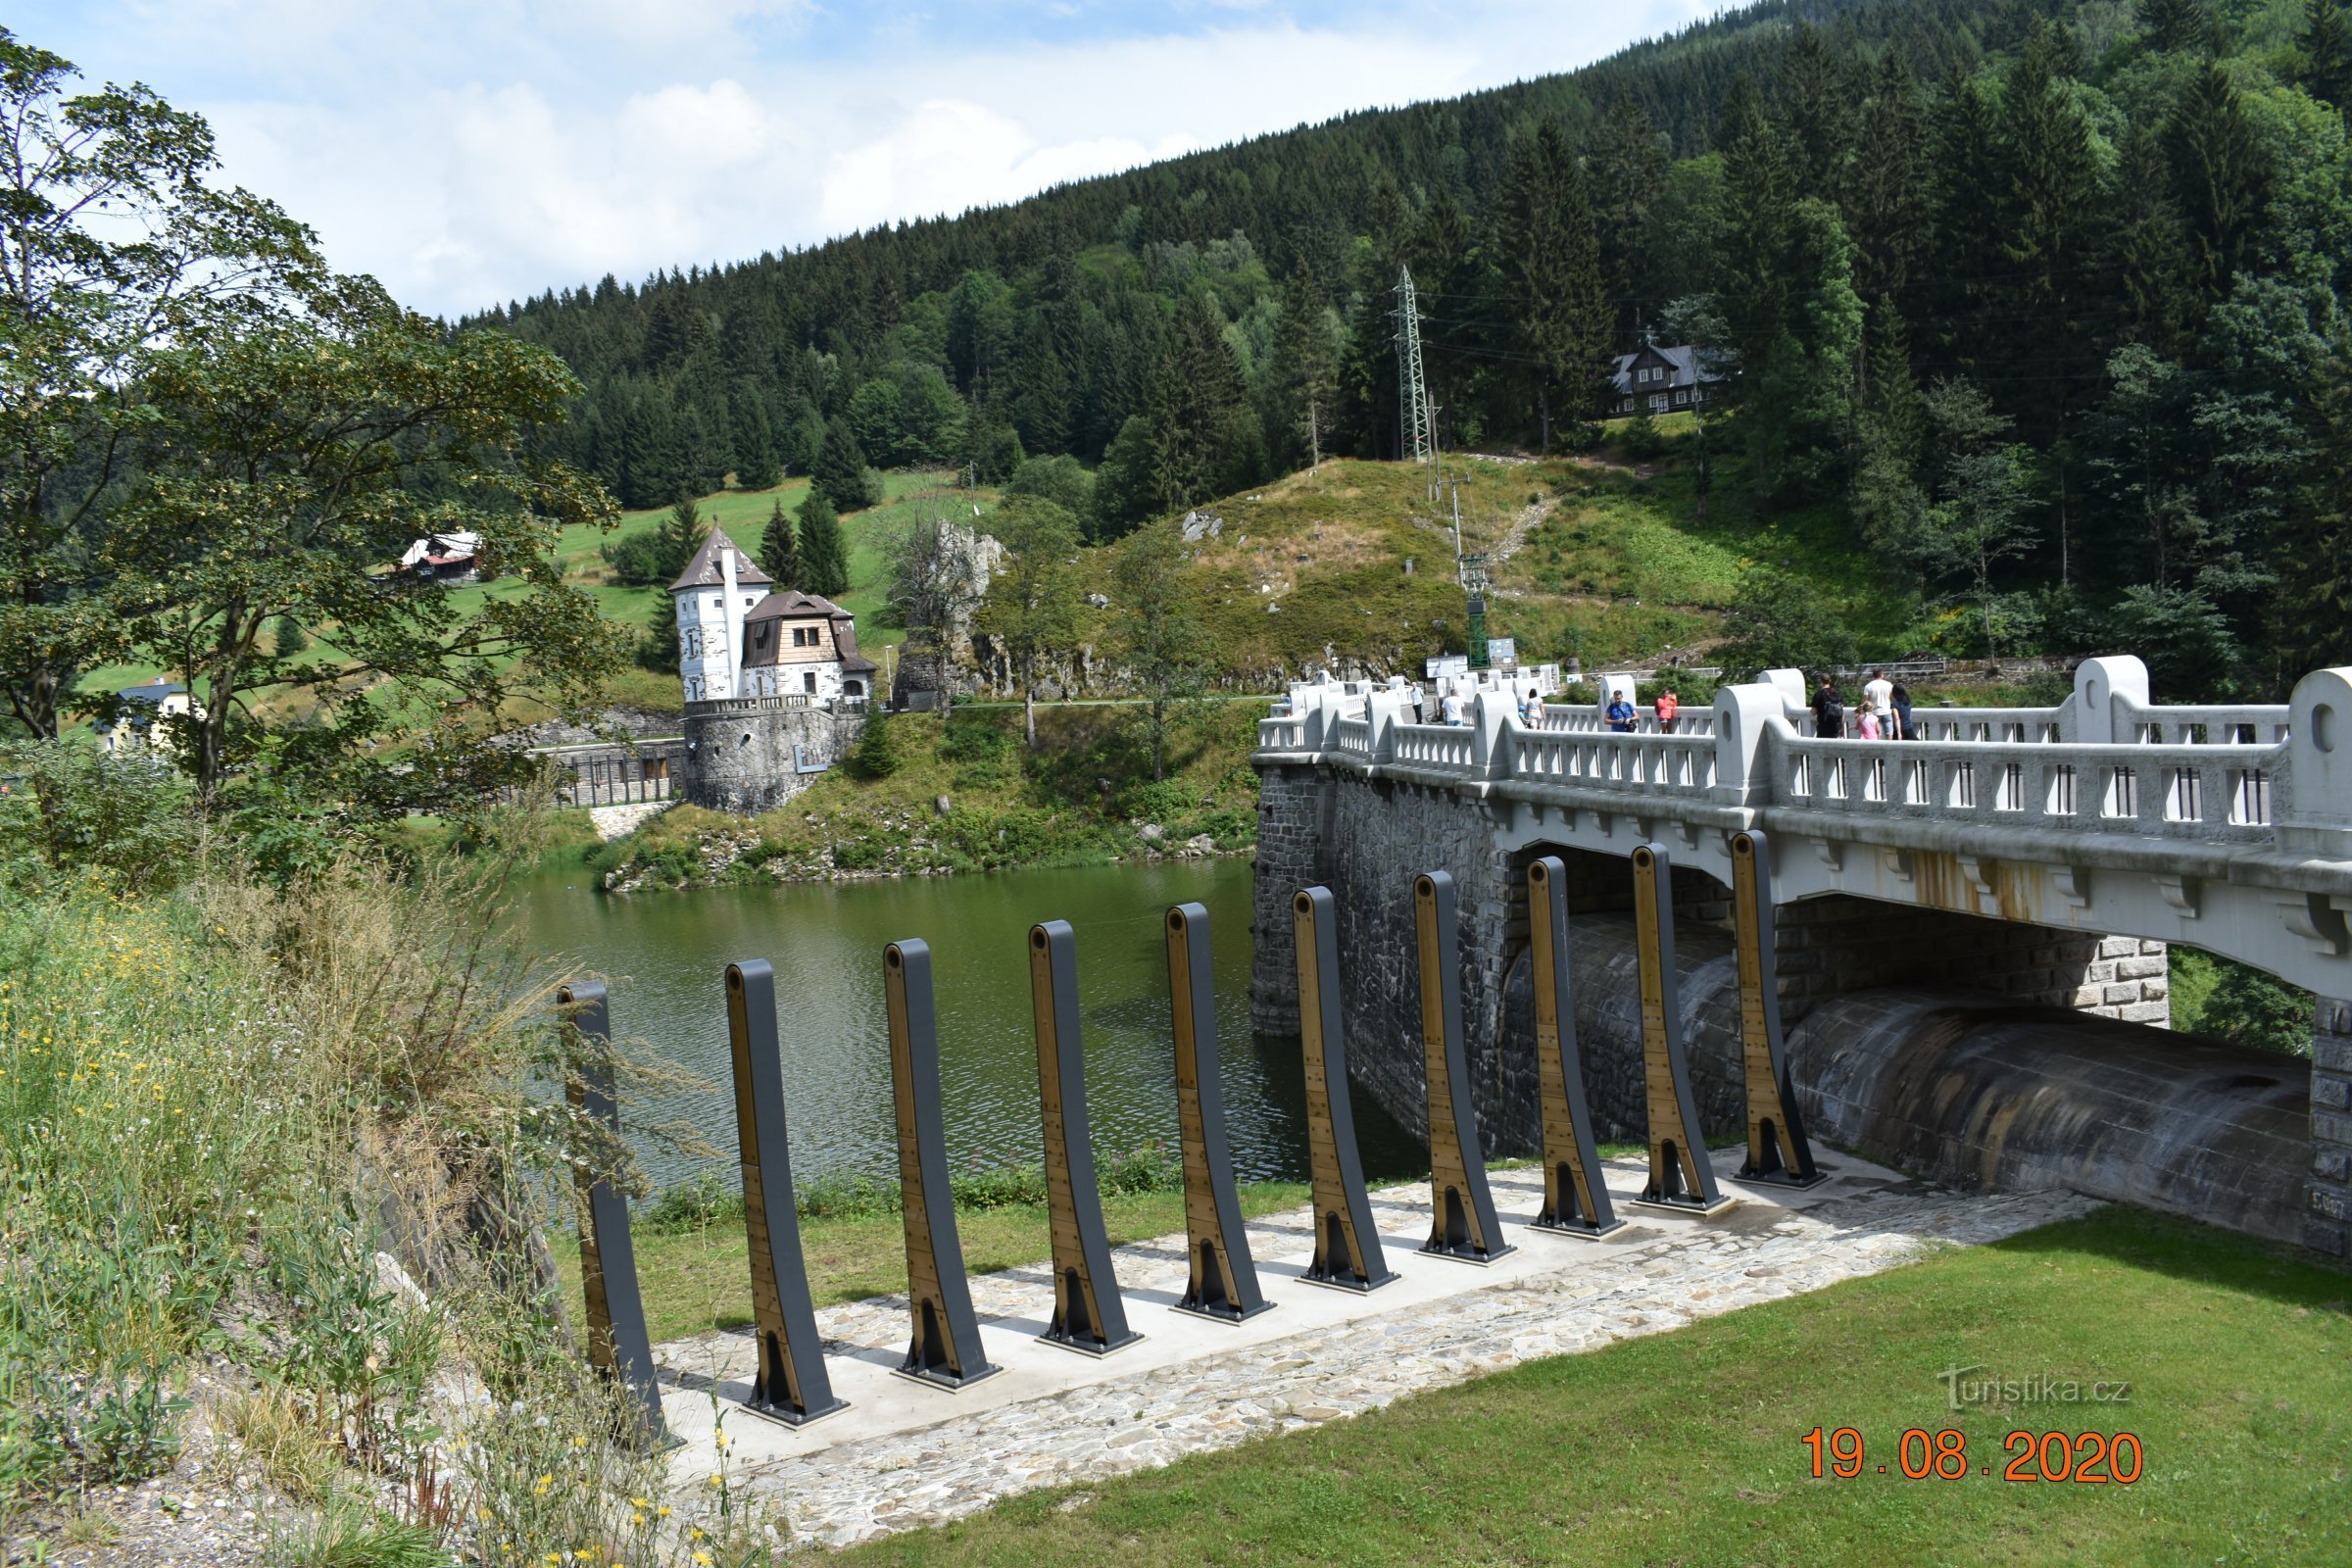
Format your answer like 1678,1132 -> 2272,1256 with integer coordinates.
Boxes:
104,275 -> 625,811
974,498 -> 1081,746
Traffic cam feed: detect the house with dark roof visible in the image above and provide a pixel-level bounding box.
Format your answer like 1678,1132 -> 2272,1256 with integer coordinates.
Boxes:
739,588 -> 878,705
1611,342 -> 1724,416
95,680 -> 200,755
666,527 -> 874,709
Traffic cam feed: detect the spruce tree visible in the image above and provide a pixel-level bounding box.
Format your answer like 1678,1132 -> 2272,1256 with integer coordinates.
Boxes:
797,491 -> 851,599
758,497 -> 802,588
654,495 -> 702,584
639,592 -> 681,673
1497,120 -> 1610,447
2165,62 -> 2278,302
2138,0 -> 2216,54
2301,0 -> 2352,106
811,415 -> 870,514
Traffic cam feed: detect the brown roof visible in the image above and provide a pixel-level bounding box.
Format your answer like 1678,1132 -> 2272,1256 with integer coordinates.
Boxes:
744,588 -> 850,622
835,619 -> 879,674
667,527 -> 772,592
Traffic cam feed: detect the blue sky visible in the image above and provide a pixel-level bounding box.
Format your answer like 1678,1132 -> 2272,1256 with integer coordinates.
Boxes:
20,1 -> 1723,318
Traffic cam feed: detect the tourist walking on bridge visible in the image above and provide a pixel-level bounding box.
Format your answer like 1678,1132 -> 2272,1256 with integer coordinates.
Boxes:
1605,691 -> 1636,733
1812,677 -> 1845,738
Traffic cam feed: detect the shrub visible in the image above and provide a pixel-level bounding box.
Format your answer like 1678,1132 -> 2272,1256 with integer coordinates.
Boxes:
0,734 -> 195,891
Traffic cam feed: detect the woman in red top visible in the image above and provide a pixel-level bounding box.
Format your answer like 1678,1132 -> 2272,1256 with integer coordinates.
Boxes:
1655,688 -> 1681,733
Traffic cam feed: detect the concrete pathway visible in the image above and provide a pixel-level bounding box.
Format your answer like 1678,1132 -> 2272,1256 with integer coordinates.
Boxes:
648,1150 -> 2093,1549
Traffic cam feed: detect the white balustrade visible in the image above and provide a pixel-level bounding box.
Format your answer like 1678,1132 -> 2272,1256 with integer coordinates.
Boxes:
1391,722 -> 1479,772
1770,732 -> 2283,842
1254,658 -> 2345,858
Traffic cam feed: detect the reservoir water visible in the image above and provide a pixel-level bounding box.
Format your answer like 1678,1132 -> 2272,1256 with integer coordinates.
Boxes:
519,858 -> 1422,1195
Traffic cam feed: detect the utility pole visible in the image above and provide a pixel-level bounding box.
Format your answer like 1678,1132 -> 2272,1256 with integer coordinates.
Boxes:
1394,266 -> 1433,489
1439,471 -> 1469,577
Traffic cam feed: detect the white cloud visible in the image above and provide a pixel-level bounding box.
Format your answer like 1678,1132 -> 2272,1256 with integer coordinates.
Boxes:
22,1 -> 1727,315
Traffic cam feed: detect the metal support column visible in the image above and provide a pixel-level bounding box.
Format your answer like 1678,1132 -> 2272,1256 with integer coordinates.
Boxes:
1629,844 -> 1734,1214
723,961 -> 849,1426
559,983 -> 666,1445
1524,858 -> 1626,1239
1413,872 -> 1513,1264
1292,887 -> 1397,1293
1029,921 -> 1141,1355
1731,831 -> 1826,1188
1165,903 -> 1270,1322
885,939 -> 1001,1390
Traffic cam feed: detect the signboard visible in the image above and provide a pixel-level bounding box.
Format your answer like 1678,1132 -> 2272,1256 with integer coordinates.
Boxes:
1425,655 -> 1469,680
1486,638 -> 1517,668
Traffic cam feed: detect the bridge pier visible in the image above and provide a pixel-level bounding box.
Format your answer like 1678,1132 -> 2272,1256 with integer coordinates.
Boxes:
2312,1000 -> 2352,1257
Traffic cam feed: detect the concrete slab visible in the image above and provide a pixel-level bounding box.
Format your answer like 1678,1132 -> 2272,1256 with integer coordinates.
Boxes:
651,1147 -> 1917,1470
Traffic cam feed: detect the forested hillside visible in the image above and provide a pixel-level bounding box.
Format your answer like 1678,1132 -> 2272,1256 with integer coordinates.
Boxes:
476,0 -> 2352,698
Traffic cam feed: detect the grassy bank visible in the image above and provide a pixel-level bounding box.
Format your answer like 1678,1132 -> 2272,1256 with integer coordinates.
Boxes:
561,1176 -> 1313,1346
825,1204 -> 2352,1566
0,850 -> 788,1564
590,701 -> 1263,890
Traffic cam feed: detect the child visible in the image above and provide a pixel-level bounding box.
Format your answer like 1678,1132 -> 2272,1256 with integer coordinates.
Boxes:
1856,698 -> 1882,741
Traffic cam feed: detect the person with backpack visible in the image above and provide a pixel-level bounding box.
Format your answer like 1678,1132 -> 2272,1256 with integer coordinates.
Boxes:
1812,677 -> 1845,739
1605,691 -> 1637,733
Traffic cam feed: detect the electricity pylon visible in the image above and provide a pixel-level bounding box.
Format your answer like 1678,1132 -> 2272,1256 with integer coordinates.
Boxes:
1394,266 -> 1434,491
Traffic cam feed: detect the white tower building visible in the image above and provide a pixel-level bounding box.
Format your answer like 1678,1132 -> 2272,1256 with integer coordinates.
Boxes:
667,527 -> 772,704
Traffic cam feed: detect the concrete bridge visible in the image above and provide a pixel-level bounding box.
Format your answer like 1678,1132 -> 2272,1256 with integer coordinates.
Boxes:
1248,656 -> 2352,1255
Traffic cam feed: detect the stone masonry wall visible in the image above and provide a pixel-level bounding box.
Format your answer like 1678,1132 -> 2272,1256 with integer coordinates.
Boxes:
681,706 -> 862,813
1249,768 -> 2177,1166
2310,999 -> 2352,1258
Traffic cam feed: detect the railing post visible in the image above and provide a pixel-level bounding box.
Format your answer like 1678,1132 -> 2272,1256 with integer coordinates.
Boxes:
2069,656 -> 2149,746
1709,682 -> 1786,807
1470,691 -> 1511,777
2280,668 -> 2352,859
1366,690 -> 1401,764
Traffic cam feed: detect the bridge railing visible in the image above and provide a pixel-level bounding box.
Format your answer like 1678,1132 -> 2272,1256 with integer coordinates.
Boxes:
1258,659 -> 2352,859
1390,721 -> 1480,772
1905,707 -> 2067,743
1258,713 -> 1311,751
1535,705 -> 1715,738
1510,727 -> 1718,796
2114,699 -> 2292,746
1771,730 -> 2285,843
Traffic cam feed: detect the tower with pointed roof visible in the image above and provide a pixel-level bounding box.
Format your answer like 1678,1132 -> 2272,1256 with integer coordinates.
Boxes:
668,526 -> 771,703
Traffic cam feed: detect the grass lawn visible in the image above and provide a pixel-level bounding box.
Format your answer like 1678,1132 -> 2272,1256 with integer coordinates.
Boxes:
810,1205 -> 2351,1566
561,1181 -> 1313,1345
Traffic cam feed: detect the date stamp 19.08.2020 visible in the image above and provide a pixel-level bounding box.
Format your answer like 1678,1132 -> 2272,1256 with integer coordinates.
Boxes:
1801,1426 -> 2144,1484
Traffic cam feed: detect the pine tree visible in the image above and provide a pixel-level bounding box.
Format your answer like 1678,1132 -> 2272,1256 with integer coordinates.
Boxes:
811,416 -> 870,514
797,491 -> 851,598
757,498 -> 801,588
1497,120 -> 1610,447
638,591 -> 681,673
655,495 -> 702,583
2166,62 -> 2278,303
1587,90 -> 1669,342
1267,264 -> 1343,468
732,391 -> 781,489
2138,0 -> 2216,54
1847,50 -> 1928,308
1995,19 -> 2102,444
272,614 -> 308,657
2300,0 -> 2352,107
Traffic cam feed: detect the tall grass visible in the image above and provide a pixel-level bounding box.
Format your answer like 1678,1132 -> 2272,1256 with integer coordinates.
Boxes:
0,838 -> 783,1562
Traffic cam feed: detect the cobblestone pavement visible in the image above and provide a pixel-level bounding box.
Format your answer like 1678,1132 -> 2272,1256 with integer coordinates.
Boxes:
649,1152 -> 2096,1549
